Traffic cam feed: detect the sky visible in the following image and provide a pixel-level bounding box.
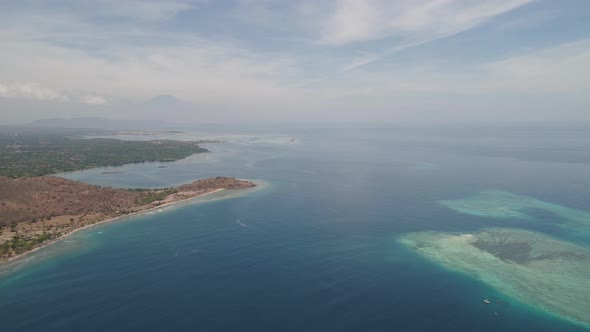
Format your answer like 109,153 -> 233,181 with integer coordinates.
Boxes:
0,0 -> 589,125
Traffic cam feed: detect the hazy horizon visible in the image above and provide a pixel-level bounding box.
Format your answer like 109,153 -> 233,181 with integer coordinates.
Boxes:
1,1 -> 589,125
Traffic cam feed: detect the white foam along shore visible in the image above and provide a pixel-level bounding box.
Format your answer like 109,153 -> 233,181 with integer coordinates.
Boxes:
1,181 -> 264,267
399,228 -> 590,329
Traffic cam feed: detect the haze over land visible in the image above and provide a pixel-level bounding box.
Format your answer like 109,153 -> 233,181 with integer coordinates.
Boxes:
1,0 -> 589,125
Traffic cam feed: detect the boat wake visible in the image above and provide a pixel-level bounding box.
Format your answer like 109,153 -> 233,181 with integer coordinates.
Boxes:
236,218 -> 247,227
173,249 -> 201,257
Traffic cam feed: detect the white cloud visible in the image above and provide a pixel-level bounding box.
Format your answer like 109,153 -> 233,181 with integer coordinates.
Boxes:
307,39 -> 590,123
0,1 -> 303,110
81,95 -> 108,105
318,0 -> 535,70
319,0 -> 534,45
344,39 -> 590,96
341,39 -> 429,72
0,82 -> 69,102
0,0 -> 587,124
481,39 -> 590,93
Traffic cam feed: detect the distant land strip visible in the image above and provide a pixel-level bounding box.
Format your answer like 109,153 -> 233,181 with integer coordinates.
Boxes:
0,128 -> 212,177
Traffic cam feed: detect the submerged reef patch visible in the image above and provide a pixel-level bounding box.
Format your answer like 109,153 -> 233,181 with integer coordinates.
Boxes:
399,228 -> 590,327
440,190 -> 590,227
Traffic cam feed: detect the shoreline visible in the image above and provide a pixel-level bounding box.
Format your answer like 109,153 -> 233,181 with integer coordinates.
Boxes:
1,187 -> 236,266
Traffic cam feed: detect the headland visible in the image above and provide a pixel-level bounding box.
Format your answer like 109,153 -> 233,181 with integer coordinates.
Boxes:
0,176 -> 255,263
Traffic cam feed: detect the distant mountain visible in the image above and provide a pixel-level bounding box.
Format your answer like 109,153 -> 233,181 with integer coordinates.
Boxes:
26,95 -> 211,129
144,95 -> 196,113
146,95 -> 182,107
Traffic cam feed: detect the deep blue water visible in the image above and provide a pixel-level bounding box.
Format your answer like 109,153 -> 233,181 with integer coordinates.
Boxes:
1,126 -> 590,331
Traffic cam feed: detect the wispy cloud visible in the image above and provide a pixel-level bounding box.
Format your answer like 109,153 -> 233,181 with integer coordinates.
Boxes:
0,0 -> 588,124
482,39 -> 590,93
316,38 -> 590,122
341,39 -> 432,72
319,0 -> 535,45
321,0 -> 535,70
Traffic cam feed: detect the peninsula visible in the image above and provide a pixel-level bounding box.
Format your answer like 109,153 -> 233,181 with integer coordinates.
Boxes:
0,176 -> 256,262
0,128 -> 209,177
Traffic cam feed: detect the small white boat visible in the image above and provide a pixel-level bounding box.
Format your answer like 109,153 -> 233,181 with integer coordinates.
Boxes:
483,299 -> 490,304
98,232 -> 103,235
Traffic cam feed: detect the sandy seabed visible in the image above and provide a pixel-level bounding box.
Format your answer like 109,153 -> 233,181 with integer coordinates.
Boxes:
399,228 -> 590,328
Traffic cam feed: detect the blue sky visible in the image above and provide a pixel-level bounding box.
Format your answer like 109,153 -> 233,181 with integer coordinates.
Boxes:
0,0 -> 589,124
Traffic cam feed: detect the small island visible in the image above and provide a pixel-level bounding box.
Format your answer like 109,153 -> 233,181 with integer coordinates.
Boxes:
0,176 -> 256,262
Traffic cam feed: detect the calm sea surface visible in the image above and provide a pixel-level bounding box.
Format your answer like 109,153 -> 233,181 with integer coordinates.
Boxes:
1,126 -> 590,331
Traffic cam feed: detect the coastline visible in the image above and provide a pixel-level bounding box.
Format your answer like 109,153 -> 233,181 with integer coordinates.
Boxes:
1,187 -> 236,266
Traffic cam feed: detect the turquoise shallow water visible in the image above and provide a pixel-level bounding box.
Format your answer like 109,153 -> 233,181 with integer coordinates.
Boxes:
1,126 -> 590,331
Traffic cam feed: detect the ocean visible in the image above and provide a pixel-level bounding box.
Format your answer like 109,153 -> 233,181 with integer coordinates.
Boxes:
1,126 -> 589,331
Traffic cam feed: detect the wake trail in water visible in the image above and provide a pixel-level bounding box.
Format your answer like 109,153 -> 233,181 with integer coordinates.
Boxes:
236,218 -> 248,227
173,249 -> 200,257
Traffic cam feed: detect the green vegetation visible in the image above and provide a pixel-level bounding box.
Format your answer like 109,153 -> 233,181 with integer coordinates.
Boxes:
0,128 -> 208,177
138,189 -> 178,204
1,233 -> 54,256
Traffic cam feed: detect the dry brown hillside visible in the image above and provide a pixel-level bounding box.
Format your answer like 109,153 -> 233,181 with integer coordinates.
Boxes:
0,176 -> 139,226
0,176 -> 255,260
